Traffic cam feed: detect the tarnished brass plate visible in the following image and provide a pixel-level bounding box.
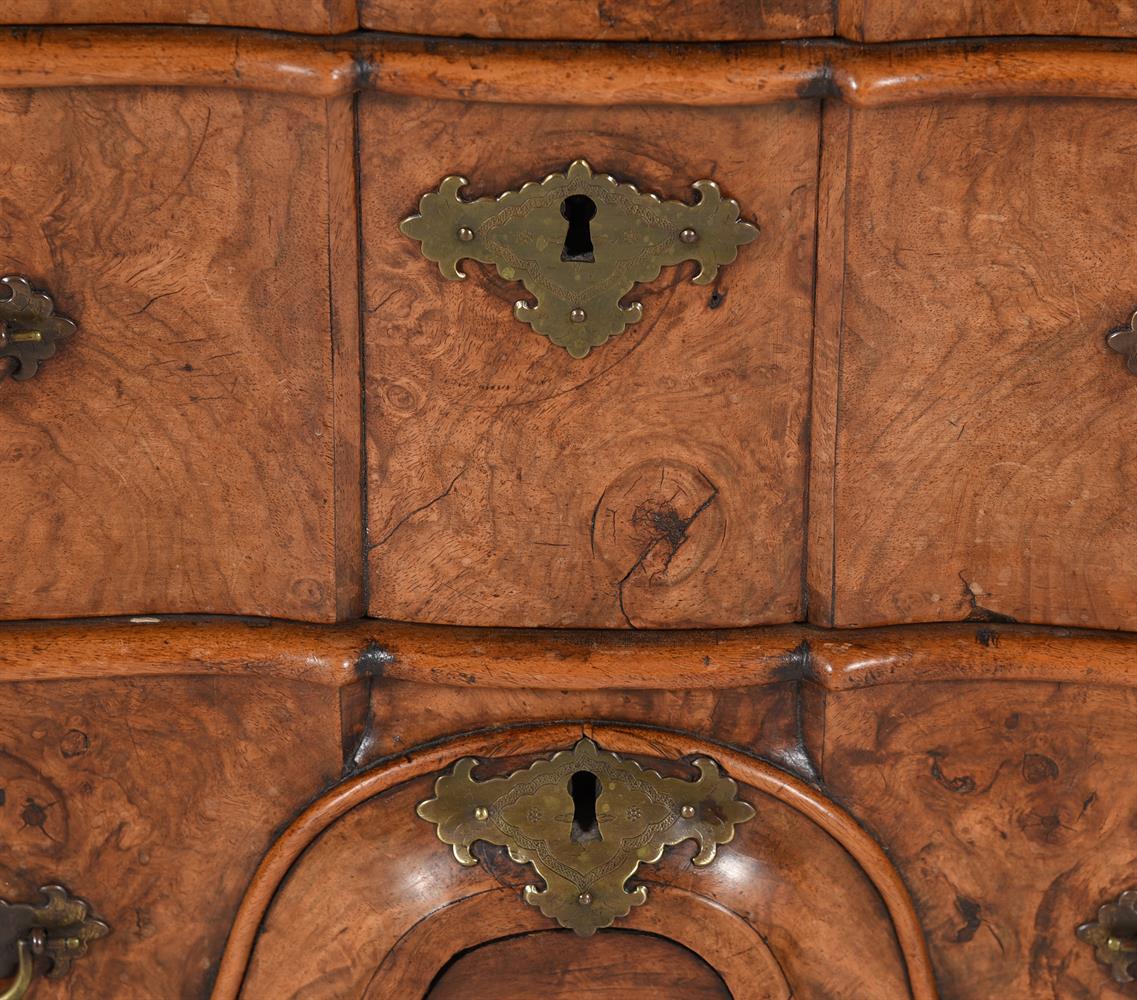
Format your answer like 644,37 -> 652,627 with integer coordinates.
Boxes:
400,160 -> 758,358
416,737 -> 755,936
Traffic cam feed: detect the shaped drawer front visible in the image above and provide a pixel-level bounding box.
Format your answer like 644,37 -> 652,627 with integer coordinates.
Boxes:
0,88 -> 360,622
361,0 -> 831,41
2,0 -> 355,32
236,729 -> 921,999
362,97 -> 818,628
839,0 -> 1137,41
822,100 -> 1137,631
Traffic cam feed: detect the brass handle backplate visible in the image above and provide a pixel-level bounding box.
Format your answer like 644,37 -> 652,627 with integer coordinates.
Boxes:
400,159 -> 758,358
1078,889 -> 1137,985
0,885 -> 108,999
416,737 -> 755,936
1108,310 -> 1137,375
0,276 -> 76,382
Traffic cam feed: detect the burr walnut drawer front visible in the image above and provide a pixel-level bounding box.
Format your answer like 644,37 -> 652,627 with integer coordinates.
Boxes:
840,0 -> 1137,42
0,87 -> 359,622
2,0 -> 354,32
362,97 -> 818,629
820,99 -> 1137,632
360,0 -> 832,40
0,649 -> 344,998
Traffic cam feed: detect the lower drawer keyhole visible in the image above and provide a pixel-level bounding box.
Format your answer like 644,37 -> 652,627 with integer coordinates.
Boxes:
569,769 -> 602,843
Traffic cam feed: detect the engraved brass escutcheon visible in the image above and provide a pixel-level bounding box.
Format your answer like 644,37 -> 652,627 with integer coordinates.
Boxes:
1077,889 -> 1137,985
0,885 -> 109,999
0,277 -> 76,382
415,737 -> 755,936
399,160 -> 759,358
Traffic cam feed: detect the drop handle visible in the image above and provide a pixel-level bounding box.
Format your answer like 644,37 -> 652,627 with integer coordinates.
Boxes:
0,886 -> 108,999
0,943 -> 32,1000
0,276 -> 76,383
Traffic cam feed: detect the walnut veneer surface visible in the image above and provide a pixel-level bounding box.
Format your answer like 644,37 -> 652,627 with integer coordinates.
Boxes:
0,13 -> 1135,1000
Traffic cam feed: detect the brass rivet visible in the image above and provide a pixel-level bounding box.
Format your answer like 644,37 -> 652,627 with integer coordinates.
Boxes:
679,228 -> 699,244
578,892 -> 592,906
681,805 -> 695,818
570,308 -> 587,323
474,806 -> 489,821
457,226 -> 475,242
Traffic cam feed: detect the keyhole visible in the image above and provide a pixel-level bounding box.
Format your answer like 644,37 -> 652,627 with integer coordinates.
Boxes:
569,770 -> 602,843
560,195 -> 596,263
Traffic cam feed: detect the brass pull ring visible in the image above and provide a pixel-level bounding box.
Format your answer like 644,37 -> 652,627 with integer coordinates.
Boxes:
0,942 -> 33,1000
0,886 -> 108,996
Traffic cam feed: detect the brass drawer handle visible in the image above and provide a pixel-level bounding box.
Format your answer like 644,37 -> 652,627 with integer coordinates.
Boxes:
416,737 -> 754,936
400,160 -> 758,358
1108,310 -> 1137,375
0,885 -> 108,998
1078,889 -> 1137,985
0,276 -> 76,382
0,943 -> 32,1000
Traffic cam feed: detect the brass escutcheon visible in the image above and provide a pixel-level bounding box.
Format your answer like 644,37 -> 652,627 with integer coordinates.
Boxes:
1078,889 -> 1137,985
0,885 -> 108,999
416,737 -> 755,936
400,160 -> 758,358
0,276 -> 76,382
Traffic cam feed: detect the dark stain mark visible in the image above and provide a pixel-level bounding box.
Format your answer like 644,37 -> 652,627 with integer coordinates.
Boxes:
959,572 -> 1018,623
355,640 -> 394,680
929,751 -> 977,794
707,288 -> 727,309
352,53 -> 373,88
596,0 -> 620,27
19,797 -> 57,841
616,479 -> 719,628
773,640 -> 810,682
1080,791 -> 1098,818
343,677 -> 376,775
976,627 -> 1000,647
0,788 -> 5,807
129,289 -> 180,317
1004,712 -> 1020,730
1021,753 -> 1059,784
633,503 -> 689,562
369,467 -> 467,550
59,729 -> 90,759
796,70 -> 837,100
953,896 -> 983,943
1019,809 -> 1068,844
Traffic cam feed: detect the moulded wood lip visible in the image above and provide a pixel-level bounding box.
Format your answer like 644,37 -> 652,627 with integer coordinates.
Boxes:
0,617 -> 1134,689
8,29 -> 1137,105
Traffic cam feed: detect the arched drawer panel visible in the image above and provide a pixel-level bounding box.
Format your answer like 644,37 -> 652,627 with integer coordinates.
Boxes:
216,725 -> 935,999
